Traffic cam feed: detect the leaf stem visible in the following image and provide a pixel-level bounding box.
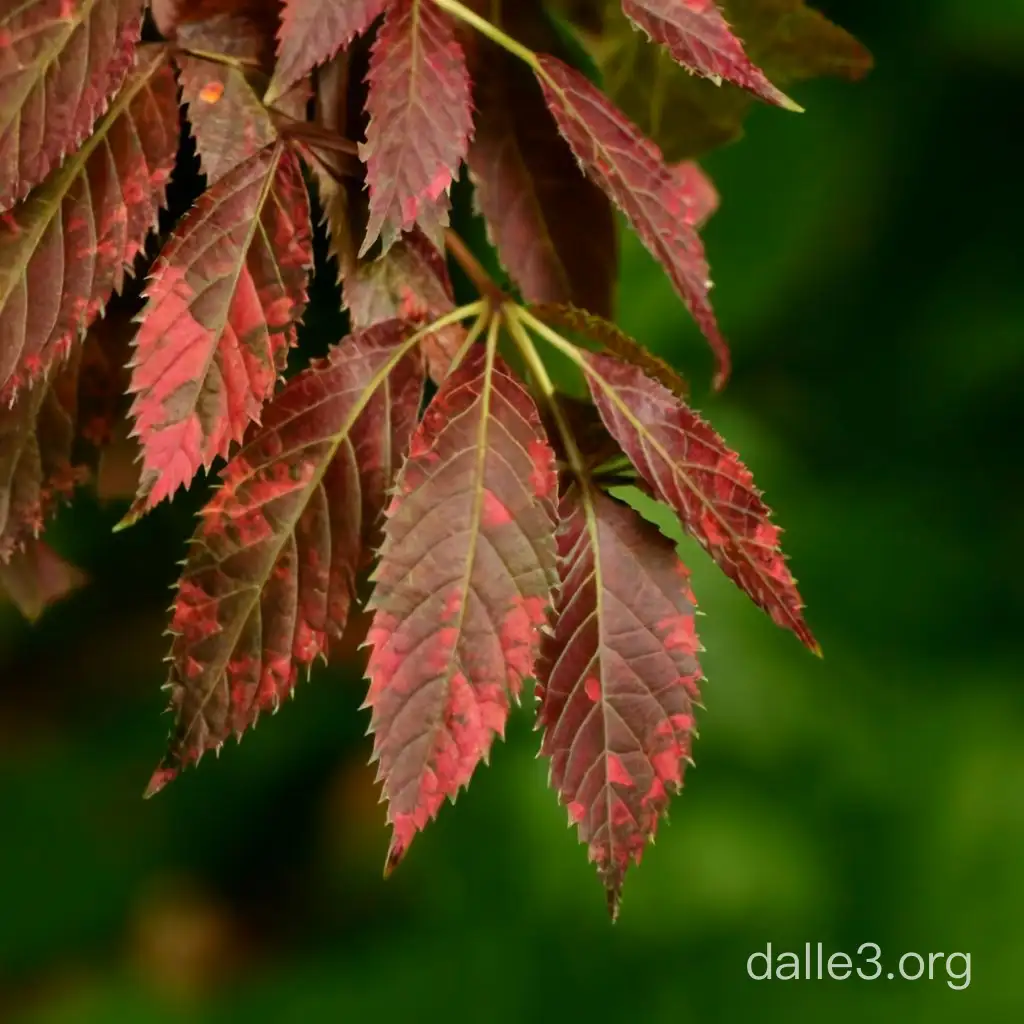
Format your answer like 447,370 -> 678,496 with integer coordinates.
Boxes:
431,0 -> 540,70
443,306 -> 492,379
444,229 -> 506,306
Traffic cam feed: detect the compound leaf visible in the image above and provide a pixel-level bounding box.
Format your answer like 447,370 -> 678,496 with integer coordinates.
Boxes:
365,343 -> 558,871
0,45 -> 178,401
536,55 -> 731,387
0,0 -> 144,212
125,142 -> 313,519
360,0 -> 473,254
146,320 -> 423,795
538,482 -> 702,916
582,352 -> 816,648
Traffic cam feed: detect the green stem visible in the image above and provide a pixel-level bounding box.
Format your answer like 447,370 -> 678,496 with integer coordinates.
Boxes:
431,0 -> 540,70
443,306 -> 492,379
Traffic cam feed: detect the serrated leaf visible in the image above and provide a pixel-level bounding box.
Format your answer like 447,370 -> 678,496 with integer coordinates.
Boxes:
622,0 -> 796,108
0,354 -> 86,563
346,229 -> 467,383
365,343 -> 558,871
145,320 -> 423,795
175,15 -> 280,185
531,302 -> 690,400
536,55 -> 731,386
0,536 -> 86,620
0,45 -> 178,401
581,352 -> 816,648
360,0 -> 473,255
268,0 -> 387,105
125,142 -> 314,519
466,9 -> 616,317
0,0 -> 144,213
538,483 -> 701,915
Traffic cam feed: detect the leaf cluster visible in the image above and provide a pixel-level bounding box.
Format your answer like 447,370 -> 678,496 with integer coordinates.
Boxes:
0,0 -> 867,914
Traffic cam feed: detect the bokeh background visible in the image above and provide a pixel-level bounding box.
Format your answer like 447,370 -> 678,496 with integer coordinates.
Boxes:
2,1 -> 1022,1020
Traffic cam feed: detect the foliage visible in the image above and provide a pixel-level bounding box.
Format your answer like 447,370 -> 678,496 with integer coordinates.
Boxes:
0,0 -> 867,915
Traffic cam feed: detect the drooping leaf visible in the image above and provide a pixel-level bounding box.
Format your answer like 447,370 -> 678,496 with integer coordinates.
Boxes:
360,0 -> 473,255
538,482 -> 701,916
570,0 -> 871,160
346,230 -> 467,382
0,45 -> 178,401
466,7 -> 617,317
0,537 -> 86,620
125,142 -> 314,519
582,352 -> 816,648
145,321 -> 423,796
267,0 -> 387,105
536,55 -> 730,386
0,354 -> 86,563
365,343 -> 558,871
530,302 -> 690,400
0,0 -> 144,212
621,0 -> 796,108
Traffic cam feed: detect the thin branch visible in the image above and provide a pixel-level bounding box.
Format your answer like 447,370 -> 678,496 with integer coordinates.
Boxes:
444,229 -> 507,306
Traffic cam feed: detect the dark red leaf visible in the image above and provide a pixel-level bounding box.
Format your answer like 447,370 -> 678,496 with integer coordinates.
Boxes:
145,321 -> 423,795
0,45 -> 178,401
0,0 -> 144,213
365,343 -> 558,871
125,143 -> 313,519
360,0 -> 473,254
466,14 -> 616,317
536,55 -> 731,388
674,159 -> 719,228
268,0 -> 387,104
622,0 -> 797,109
538,483 -> 702,916
583,352 -> 816,649
0,356 -> 86,563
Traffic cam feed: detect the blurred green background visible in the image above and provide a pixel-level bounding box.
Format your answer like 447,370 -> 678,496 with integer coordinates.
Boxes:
2,1 -> 1022,1020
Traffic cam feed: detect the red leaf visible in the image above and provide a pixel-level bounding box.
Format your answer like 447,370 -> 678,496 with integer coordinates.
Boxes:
0,0 -> 144,213
125,143 -> 314,519
674,159 -> 719,228
622,0 -> 797,109
146,321 -> 423,794
538,484 -> 702,916
466,16 -> 616,317
536,55 -> 731,388
0,356 -> 87,563
0,45 -> 178,401
360,0 -> 473,254
365,344 -> 558,871
175,15 -> 287,185
0,537 -> 86,620
583,352 -> 816,649
268,0 -> 387,104
345,230 -> 467,383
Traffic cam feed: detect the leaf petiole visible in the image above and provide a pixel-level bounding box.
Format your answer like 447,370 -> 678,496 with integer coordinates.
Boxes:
431,0 -> 541,71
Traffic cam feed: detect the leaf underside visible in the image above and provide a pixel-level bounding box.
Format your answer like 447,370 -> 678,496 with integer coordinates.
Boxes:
364,343 -> 559,872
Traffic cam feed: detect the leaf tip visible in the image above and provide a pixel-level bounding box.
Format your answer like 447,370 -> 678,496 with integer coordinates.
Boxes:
143,762 -> 178,799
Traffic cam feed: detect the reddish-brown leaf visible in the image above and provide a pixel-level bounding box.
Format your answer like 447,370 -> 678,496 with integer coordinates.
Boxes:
0,537 -> 86,620
360,0 -> 473,254
125,143 -> 314,519
536,55 -> 731,388
582,352 -> 816,648
538,483 -> 702,916
0,356 -> 86,563
0,0 -> 144,213
365,343 -> 558,871
175,15 -> 280,185
466,14 -> 616,317
622,0 -> 796,109
674,160 -> 719,227
345,230 -> 467,382
268,0 -> 387,105
145,321 -> 423,795
0,45 -> 178,401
